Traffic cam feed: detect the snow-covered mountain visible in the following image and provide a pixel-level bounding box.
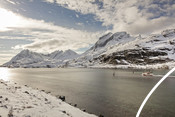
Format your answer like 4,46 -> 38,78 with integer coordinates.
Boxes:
69,29 -> 175,69
98,29 -> 175,65
50,49 -> 79,60
2,49 -> 79,68
68,31 -> 136,67
73,31 -> 134,64
3,29 -> 175,69
3,50 -> 45,67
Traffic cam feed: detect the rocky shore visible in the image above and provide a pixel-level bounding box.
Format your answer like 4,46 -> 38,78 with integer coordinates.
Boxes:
0,80 -> 96,117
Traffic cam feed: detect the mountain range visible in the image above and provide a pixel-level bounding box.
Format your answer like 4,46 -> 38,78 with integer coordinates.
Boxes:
2,49 -> 79,68
2,29 -> 175,69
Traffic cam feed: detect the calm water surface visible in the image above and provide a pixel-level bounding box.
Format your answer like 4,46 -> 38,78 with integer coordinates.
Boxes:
0,68 -> 175,117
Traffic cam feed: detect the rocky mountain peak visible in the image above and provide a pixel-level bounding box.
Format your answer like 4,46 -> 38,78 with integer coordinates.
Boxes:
92,31 -> 130,51
161,29 -> 175,37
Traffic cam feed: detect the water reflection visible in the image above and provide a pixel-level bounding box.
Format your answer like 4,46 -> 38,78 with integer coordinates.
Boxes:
0,68 -> 10,81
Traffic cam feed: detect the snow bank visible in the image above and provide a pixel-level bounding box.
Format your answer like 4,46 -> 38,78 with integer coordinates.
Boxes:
0,80 -> 96,117
89,62 -> 175,69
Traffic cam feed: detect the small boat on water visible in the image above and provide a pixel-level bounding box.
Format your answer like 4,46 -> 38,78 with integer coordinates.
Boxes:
142,72 -> 153,76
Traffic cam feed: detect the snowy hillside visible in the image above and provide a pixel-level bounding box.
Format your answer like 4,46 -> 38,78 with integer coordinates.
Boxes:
3,50 -> 45,67
69,29 -> 175,69
50,49 -> 79,60
0,79 -> 96,117
85,31 -> 134,57
69,31 -> 135,67
2,49 -> 79,68
98,29 -> 175,65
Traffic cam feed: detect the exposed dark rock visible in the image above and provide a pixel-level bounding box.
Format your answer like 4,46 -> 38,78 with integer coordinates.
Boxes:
46,91 -> 50,93
24,91 -> 29,94
25,116 -> 31,117
45,98 -> 48,101
162,29 -> 175,37
26,106 -> 33,108
46,65 -> 51,68
58,96 -> 66,101
62,111 -> 66,114
5,98 -> 8,101
8,112 -> 13,117
169,40 -> 175,45
74,104 -> 77,107
82,109 -> 86,112
99,114 -> 104,117
3,105 -> 8,109
153,39 -> 161,42
135,44 -> 140,47
98,49 -> 172,65
159,48 -> 172,51
91,32 -> 130,51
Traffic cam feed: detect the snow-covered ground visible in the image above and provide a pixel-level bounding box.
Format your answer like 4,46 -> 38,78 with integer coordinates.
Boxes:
89,62 -> 174,69
0,80 -> 96,117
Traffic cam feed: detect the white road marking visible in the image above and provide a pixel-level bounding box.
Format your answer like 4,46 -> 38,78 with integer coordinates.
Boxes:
136,67 -> 175,117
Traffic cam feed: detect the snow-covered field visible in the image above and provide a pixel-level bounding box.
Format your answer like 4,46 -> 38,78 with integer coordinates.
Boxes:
0,80 -> 96,117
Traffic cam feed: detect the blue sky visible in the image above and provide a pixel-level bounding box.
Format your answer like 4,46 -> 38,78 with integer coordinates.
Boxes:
1,0 -> 110,31
0,0 -> 175,64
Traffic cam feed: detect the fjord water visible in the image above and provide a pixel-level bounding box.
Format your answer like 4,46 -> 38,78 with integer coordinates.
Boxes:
0,68 -> 175,117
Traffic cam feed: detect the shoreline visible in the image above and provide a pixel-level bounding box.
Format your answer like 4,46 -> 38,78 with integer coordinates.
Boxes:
0,79 -> 97,117
1,61 -> 175,70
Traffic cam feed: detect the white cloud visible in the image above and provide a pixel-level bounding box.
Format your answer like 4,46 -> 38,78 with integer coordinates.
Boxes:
0,8 -> 22,31
6,0 -> 16,5
44,0 -> 175,35
0,8 -> 103,53
76,22 -> 84,26
13,39 -> 90,53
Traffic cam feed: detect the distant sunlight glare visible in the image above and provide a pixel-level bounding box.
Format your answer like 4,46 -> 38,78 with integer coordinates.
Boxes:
0,8 -> 21,31
0,68 -> 10,81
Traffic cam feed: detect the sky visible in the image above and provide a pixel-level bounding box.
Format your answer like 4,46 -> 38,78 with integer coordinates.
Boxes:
0,0 -> 175,64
